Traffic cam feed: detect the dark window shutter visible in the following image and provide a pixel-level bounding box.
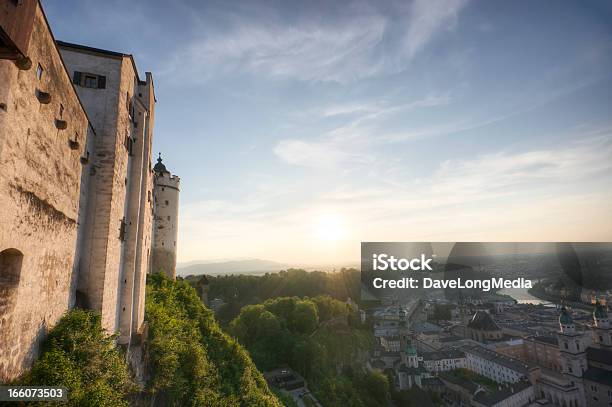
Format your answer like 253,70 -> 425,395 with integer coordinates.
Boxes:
73,71 -> 81,85
98,75 -> 106,89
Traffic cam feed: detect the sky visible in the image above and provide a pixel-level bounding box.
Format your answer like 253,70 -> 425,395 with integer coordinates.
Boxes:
44,0 -> 612,265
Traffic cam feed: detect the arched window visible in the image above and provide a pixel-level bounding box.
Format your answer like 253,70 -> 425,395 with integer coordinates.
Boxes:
0,248 -> 23,317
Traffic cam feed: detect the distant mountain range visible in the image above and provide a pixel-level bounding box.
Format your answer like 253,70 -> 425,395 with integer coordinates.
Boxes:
176,259 -> 291,277
176,258 -> 359,277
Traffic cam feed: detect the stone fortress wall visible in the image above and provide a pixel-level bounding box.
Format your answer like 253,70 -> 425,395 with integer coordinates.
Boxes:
0,0 -> 180,381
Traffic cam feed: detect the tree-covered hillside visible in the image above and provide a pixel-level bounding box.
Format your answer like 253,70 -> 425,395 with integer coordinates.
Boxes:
189,268 -> 361,325
228,296 -> 384,407
145,273 -> 282,406
17,275 -> 282,407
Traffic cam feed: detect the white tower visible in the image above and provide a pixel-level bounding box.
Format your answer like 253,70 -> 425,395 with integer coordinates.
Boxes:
593,300 -> 612,348
557,306 -> 588,378
151,154 -> 180,279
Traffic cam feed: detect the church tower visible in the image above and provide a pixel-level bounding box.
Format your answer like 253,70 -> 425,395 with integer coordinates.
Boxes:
592,300 -> 612,348
557,306 -> 588,378
151,154 -> 180,279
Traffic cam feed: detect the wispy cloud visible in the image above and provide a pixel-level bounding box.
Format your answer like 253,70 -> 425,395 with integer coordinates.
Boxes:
430,134 -> 612,197
274,93 -> 452,168
161,0 -> 470,83
273,139 -> 372,170
404,0 -> 470,59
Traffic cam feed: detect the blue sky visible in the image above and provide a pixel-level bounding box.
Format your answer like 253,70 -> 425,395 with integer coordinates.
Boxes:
44,0 -> 612,265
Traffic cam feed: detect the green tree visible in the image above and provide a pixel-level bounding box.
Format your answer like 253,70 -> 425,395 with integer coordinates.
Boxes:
19,309 -> 135,407
360,370 -> 389,405
292,300 -> 318,334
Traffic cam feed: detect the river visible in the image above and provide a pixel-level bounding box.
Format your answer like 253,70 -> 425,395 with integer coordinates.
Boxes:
498,281 -> 554,306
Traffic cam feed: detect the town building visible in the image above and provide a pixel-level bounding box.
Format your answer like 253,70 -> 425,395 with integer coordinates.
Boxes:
466,310 -> 504,342
421,349 -> 466,373
395,343 -> 427,390
463,345 -> 536,384
522,335 -> 562,372
591,300 -> 612,349
528,305 -> 612,407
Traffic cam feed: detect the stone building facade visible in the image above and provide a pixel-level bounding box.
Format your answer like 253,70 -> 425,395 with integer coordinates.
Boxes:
528,305 -> 612,407
0,0 -> 179,381
57,41 -> 156,345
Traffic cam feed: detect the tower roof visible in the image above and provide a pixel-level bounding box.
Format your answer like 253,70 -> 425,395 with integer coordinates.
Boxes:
467,310 -> 500,331
559,306 -> 573,325
594,300 -> 608,319
153,153 -> 169,174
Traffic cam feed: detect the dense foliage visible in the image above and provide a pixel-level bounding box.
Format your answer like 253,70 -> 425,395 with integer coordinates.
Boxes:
145,272 -> 282,406
18,309 -> 134,407
228,295 -> 384,406
188,268 -> 361,325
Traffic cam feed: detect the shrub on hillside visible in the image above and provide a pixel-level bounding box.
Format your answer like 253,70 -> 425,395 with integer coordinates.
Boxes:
19,309 -> 134,407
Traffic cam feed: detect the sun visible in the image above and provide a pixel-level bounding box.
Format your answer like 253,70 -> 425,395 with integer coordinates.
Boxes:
313,214 -> 346,242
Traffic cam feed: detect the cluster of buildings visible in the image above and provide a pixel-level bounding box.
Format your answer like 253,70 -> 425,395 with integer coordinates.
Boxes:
366,295 -> 612,407
0,0 -> 180,382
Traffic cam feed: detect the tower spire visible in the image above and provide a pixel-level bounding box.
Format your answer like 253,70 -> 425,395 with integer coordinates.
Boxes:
153,152 -> 169,174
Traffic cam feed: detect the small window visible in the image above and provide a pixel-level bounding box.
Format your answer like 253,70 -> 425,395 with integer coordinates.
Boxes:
73,71 -> 106,89
124,132 -> 133,156
59,104 -> 64,118
165,200 -> 169,205
84,75 -> 98,88
167,216 -> 170,221
0,248 -> 23,316
119,218 -> 127,241
36,64 -> 43,80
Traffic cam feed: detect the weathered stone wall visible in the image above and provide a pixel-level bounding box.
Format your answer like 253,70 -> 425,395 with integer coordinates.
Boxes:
59,48 -> 136,334
130,73 -> 155,338
59,46 -> 156,344
151,173 -> 180,278
117,78 -> 156,344
0,3 -> 89,382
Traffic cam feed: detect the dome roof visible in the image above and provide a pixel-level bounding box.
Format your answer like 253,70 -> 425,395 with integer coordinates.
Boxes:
405,345 -> 417,356
153,153 -> 169,174
467,310 -> 500,331
594,300 -> 608,319
559,306 -> 573,325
